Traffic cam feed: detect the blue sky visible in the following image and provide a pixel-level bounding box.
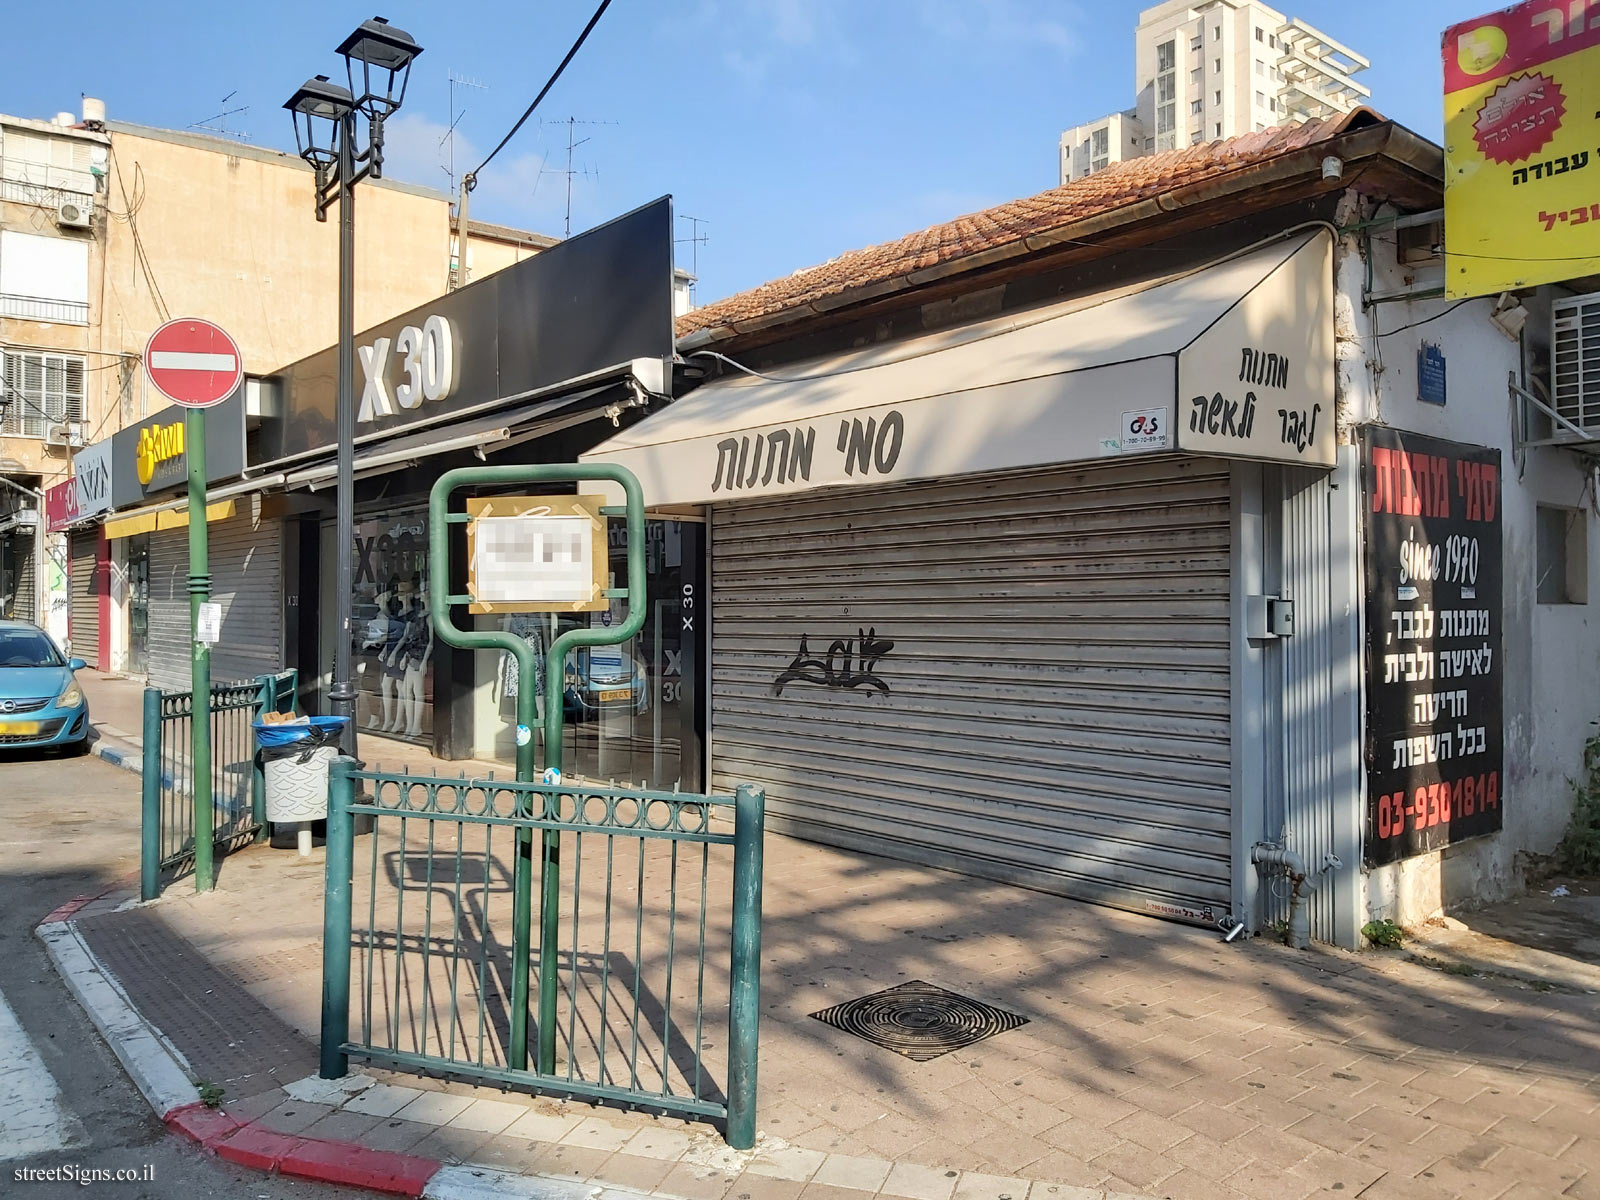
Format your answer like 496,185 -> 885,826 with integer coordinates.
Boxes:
6,1 -> 1488,305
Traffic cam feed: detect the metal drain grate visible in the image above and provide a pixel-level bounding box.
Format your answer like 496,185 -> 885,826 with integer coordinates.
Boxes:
810,980 -> 1028,1061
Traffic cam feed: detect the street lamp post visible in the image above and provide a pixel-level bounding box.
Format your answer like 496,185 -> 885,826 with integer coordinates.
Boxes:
285,18 -> 421,758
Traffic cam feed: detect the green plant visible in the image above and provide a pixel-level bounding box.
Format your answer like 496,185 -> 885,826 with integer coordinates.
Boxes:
197,1082 -> 225,1108
1362,919 -> 1405,948
1557,726 -> 1600,875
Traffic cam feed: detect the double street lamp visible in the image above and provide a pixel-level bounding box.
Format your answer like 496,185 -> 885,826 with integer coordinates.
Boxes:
285,17 -> 422,755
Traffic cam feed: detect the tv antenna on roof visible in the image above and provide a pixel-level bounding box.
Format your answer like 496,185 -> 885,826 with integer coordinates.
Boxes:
189,90 -> 249,141
442,73 -> 488,196
538,116 -> 615,239
675,215 -> 709,301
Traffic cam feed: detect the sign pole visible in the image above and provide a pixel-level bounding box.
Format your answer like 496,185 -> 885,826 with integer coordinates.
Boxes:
143,316 -> 242,896
186,403 -> 214,893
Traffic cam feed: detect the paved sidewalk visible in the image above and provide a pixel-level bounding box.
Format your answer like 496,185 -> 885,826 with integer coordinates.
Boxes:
42,819 -> 1600,1200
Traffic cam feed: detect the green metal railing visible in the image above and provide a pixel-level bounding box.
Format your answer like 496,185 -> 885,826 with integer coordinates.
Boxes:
139,670 -> 298,900
320,760 -> 766,1147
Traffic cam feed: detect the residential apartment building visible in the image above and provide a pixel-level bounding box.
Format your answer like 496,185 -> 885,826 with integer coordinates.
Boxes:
1059,0 -> 1369,183
0,99 -> 557,647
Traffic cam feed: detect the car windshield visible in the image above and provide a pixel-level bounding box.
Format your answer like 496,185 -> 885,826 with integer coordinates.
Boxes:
0,629 -> 63,668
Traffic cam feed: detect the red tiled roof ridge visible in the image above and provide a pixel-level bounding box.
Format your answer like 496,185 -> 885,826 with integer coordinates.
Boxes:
677,109 -> 1382,339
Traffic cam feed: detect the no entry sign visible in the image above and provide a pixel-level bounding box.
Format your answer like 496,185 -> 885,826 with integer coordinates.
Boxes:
144,318 -> 243,409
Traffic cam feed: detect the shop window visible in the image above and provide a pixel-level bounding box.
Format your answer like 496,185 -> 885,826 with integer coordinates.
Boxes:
0,349 -> 84,438
350,508 -> 435,745
1537,505 -> 1588,604
471,517 -> 706,790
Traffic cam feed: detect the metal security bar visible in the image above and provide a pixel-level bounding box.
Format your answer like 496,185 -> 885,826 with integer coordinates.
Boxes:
139,671 -> 297,900
320,761 -> 765,1147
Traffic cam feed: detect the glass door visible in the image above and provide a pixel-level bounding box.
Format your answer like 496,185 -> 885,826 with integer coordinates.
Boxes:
126,534 -> 149,677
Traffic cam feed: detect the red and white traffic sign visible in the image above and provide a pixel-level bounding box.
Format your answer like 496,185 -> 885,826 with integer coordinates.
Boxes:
144,318 -> 243,409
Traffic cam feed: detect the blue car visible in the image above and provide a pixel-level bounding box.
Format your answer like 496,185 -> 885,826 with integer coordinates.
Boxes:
0,619 -> 89,753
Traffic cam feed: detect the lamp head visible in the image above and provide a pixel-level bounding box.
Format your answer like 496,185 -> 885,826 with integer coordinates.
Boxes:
284,74 -> 354,169
337,16 -> 422,119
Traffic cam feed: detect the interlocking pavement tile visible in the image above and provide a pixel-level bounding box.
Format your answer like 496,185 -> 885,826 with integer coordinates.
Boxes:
358,1117 -> 437,1155
949,1171 -> 1032,1200
593,1151 -> 676,1193
1414,1096 -> 1500,1136
523,1141 -> 615,1182
1410,1157 -> 1522,1200
257,1099 -> 336,1135
1284,1146 -> 1385,1195
1038,1118 -> 1124,1162
623,1123 -> 694,1161
1470,1142 -> 1586,1194
812,1153 -> 893,1192
447,1097 -> 529,1134
1025,1184 -> 1104,1200
798,1185 -> 884,1200
560,1115 -> 635,1152
392,1089 -> 474,1127
503,1108 -> 584,1142
1282,1111 -> 1368,1155
745,1144 -> 828,1182
1106,1110 -> 1190,1154
879,1160 -> 960,1200
1173,1103 -> 1259,1145
1089,1143 -> 1173,1191
1164,1133 -> 1250,1182
296,1109 -> 384,1143
1218,1161 -> 1321,1200
1351,1169 -> 1462,1200
1146,1167 -> 1249,1200
1484,1114 -> 1578,1157
341,1082 -> 426,1119
405,1123 -> 495,1166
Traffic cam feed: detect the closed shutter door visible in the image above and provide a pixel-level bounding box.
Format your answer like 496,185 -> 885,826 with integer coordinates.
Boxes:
710,457 -> 1234,925
147,528 -> 188,691
209,514 -> 281,683
145,513 -> 281,691
69,527 -> 101,666
14,533 -> 36,622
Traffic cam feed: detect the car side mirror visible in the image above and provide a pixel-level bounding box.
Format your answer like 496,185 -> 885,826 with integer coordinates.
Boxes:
67,657 -> 87,672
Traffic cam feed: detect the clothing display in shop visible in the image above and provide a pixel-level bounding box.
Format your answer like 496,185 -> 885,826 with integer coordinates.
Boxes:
359,583 -> 406,731
393,589 -> 433,738
497,614 -> 547,720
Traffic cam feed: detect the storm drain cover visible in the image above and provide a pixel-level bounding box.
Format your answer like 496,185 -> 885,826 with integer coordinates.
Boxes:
810,980 -> 1028,1061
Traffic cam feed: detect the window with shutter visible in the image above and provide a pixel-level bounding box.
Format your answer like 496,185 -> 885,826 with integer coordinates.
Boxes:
0,350 -> 87,439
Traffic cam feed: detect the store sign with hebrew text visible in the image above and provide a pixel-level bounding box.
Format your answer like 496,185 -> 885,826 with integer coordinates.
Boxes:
1443,0 -> 1600,296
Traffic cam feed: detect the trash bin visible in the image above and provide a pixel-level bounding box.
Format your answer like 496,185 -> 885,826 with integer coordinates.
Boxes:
254,716 -> 348,856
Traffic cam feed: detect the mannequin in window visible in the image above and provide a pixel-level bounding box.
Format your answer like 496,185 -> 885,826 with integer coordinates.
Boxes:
362,578 -> 403,731
395,577 -> 433,739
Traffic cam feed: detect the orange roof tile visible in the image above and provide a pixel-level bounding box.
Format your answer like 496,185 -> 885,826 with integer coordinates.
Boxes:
677,110 -> 1377,340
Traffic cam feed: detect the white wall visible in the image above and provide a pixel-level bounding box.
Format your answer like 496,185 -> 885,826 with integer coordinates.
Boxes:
1338,223 -> 1600,924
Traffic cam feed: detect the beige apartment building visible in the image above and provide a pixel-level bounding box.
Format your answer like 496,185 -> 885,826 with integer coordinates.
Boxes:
0,98 -> 556,647
1059,0 -> 1368,182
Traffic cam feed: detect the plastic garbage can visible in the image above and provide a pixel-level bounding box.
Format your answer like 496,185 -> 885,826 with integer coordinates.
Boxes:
254,716 -> 349,856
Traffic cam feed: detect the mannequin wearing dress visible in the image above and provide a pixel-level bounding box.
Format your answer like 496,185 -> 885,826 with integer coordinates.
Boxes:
396,582 -> 433,738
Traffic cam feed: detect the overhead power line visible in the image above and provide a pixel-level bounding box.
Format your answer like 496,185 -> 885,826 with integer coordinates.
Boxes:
468,0 -> 614,185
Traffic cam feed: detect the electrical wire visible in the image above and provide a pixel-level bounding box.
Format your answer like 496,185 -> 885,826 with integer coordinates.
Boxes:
108,144 -> 170,322
1373,297 -> 1477,339
469,0 -> 613,183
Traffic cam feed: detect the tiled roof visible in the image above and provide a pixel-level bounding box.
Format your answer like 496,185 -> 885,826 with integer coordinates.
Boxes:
677,110 -> 1378,339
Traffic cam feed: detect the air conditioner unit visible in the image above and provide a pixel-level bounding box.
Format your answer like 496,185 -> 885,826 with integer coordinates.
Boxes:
46,421 -> 84,448
1553,292 -> 1600,437
55,197 -> 92,229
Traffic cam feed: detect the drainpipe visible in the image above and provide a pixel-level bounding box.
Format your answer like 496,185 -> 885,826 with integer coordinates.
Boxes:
1251,843 -> 1342,949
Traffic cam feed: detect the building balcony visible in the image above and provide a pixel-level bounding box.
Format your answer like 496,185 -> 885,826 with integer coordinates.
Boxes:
0,293 -> 89,325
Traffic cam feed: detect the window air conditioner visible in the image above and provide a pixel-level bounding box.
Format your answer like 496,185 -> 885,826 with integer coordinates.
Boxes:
1553,292 -> 1600,438
46,421 -> 84,448
55,197 -> 93,229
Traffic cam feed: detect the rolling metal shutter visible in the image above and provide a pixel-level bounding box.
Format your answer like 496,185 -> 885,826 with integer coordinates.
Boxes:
69,527 -> 101,667
9,533 -> 37,622
709,457 -> 1234,925
147,511 -> 281,691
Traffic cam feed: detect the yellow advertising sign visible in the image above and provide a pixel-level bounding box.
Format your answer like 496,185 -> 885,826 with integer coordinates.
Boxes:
134,420 -> 184,485
1443,0 -> 1600,297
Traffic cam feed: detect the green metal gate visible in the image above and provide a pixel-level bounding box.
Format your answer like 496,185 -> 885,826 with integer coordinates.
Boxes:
319,762 -> 764,1145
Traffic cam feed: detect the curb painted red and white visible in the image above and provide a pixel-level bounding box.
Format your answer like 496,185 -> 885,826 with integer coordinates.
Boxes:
35,913 -> 634,1199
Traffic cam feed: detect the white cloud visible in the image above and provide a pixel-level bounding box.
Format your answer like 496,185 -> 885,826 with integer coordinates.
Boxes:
379,110 -> 572,238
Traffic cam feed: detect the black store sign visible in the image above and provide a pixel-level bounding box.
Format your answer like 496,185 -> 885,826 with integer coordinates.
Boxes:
256,196 -> 674,464
1361,426 -> 1503,866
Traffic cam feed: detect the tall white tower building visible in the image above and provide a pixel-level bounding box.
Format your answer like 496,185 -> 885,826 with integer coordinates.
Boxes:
1060,0 -> 1369,184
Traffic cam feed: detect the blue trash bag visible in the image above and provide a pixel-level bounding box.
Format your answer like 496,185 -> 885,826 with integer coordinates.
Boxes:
253,715 -> 349,749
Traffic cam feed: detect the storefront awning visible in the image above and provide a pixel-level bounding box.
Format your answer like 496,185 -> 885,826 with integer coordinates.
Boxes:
105,498 -> 238,540
585,232 -> 1335,506
280,388 -> 613,491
